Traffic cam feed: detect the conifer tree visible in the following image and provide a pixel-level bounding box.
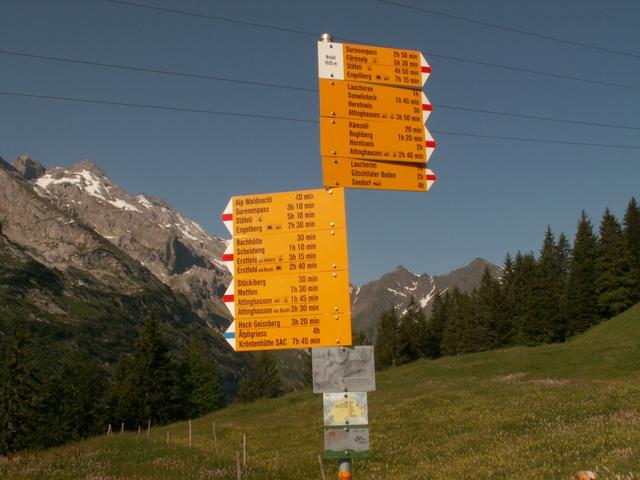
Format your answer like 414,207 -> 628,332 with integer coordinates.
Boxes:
185,333 -> 223,417
623,197 -> 640,302
107,313 -> 179,427
567,211 -> 599,335
499,253 -> 517,344
425,289 -> 447,359
511,252 -> 537,345
441,288 -> 470,355
44,355 -> 106,445
0,330 -> 40,454
238,352 -> 283,401
396,297 -> 423,364
475,267 -> 510,349
596,208 -> 634,318
374,309 -> 399,369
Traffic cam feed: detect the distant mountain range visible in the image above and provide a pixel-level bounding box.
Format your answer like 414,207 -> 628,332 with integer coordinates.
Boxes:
351,260 -> 502,336
1,153 -> 499,380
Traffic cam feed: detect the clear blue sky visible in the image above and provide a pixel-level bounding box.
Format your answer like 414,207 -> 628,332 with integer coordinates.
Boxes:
1,0 -> 639,285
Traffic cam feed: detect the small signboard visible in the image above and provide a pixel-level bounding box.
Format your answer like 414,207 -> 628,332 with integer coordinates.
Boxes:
319,79 -> 431,125
312,346 -> 376,393
318,41 -> 430,89
320,116 -> 429,164
324,427 -> 370,459
323,392 -> 368,426
322,157 -> 436,192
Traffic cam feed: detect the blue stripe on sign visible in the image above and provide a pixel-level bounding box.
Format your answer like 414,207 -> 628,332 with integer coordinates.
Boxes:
224,332 -> 235,339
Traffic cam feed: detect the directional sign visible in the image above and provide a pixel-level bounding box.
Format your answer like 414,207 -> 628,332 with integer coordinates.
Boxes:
323,392 -> 369,426
322,157 -> 436,192
324,427 -> 370,459
319,79 -> 432,125
221,188 -> 352,352
225,230 -> 348,277
320,117 -> 435,164
318,41 -> 430,89
222,188 -> 347,237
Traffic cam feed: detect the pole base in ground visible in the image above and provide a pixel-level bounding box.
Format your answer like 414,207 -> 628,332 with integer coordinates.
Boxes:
338,458 -> 352,479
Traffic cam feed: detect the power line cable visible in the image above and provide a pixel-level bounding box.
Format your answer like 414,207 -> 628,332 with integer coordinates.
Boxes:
0,49 -> 316,93
2,48 -> 638,131
3,47 -> 640,93
435,104 -> 640,131
101,0 -> 318,37
96,0 -> 640,91
0,90 -> 316,123
373,0 -> 640,59
2,89 -> 639,149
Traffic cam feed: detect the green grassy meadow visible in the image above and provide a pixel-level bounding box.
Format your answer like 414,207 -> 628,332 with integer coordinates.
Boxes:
3,304 -> 640,479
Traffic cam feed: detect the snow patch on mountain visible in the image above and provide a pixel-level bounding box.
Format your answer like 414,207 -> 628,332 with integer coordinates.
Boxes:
419,285 -> 437,308
109,198 -> 141,212
387,287 -> 408,297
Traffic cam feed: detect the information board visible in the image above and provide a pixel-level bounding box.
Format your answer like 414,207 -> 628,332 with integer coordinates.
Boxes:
312,346 -> 376,393
324,427 -> 370,459
322,157 -> 436,192
323,392 -> 369,426
221,188 -> 352,351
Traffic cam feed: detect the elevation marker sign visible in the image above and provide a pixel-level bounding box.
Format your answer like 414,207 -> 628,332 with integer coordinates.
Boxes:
221,188 -> 352,352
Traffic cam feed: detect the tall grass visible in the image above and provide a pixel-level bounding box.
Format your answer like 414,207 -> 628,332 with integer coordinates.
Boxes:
3,304 -> 640,479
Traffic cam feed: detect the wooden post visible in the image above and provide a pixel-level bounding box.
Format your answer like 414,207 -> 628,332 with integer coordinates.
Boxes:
212,422 -> 218,455
137,426 -> 141,436
120,422 -> 124,434
318,454 -> 326,480
242,433 -> 247,470
275,449 -> 280,471
188,420 -> 192,448
236,451 -> 242,480
107,424 -> 112,436
147,418 -> 151,439
166,431 -> 170,445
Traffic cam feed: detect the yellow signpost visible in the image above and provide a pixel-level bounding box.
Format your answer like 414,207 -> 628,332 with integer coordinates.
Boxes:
318,41 -> 430,89
322,157 -> 436,192
318,79 -> 431,124
320,116 -> 428,163
221,188 -> 351,352
318,39 -> 436,192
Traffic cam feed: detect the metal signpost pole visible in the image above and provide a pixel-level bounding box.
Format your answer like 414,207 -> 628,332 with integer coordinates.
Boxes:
319,32 -> 352,479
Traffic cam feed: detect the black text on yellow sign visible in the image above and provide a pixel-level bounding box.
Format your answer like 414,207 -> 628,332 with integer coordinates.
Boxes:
322,157 -> 436,192
225,188 -> 352,352
320,117 -> 427,164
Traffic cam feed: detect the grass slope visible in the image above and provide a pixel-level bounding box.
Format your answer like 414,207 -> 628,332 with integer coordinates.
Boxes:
3,304 -> 640,480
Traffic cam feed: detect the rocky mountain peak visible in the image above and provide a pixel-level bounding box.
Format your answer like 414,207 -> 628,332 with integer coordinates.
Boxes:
67,159 -> 106,176
12,154 -> 46,180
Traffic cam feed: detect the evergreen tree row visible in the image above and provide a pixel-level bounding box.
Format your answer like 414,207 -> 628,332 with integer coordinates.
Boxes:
1,313 -> 282,454
375,197 -> 640,369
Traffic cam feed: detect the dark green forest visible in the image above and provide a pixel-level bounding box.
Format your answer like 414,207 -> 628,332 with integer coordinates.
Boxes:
373,198 -> 640,369
1,198 -> 638,455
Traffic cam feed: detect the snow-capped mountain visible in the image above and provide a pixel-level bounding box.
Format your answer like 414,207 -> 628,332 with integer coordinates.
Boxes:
351,259 -> 502,336
26,156 -> 231,326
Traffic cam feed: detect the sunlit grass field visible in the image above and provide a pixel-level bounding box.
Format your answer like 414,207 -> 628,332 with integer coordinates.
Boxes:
3,304 -> 640,479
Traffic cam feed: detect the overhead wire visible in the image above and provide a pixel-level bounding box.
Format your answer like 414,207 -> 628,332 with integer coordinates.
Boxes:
372,0 -> 640,59
96,0 -> 640,91
1,48 -> 638,131
2,89 -> 640,150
